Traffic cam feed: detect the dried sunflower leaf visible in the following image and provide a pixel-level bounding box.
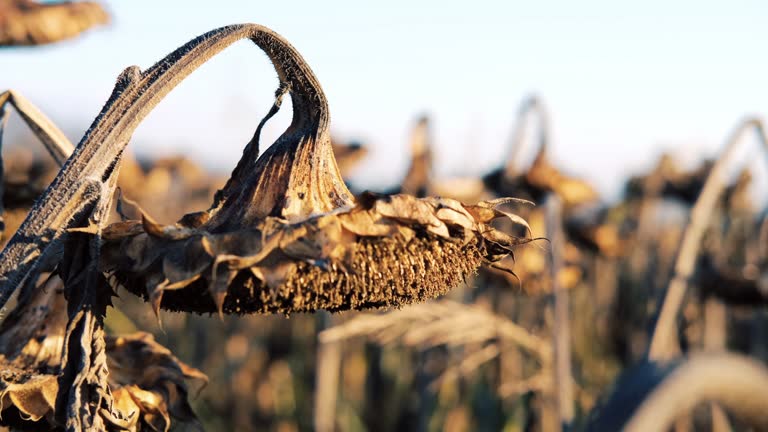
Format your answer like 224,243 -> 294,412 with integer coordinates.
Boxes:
0,281 -> 206,431
0,370 -> 58,423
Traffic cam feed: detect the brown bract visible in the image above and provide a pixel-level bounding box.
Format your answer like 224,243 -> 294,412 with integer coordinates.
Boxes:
0,0 -> 109,46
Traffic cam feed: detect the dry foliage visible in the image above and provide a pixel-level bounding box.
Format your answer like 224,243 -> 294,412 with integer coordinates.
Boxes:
0,88 -> 210,431
0,275 -> 206,431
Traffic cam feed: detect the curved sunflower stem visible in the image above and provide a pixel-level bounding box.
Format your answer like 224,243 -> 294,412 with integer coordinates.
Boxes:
648,117 -> 768,360
0,23 -> 351,311
503,95 -> 550,179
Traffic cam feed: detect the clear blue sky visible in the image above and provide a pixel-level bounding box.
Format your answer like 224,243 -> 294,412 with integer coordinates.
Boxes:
3,1 -> 767,200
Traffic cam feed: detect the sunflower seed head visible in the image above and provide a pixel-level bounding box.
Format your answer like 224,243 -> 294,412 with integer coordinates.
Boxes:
103,194 -> 530,315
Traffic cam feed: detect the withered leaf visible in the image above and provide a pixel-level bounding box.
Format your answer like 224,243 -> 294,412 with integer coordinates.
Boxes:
0,277 -> 206,431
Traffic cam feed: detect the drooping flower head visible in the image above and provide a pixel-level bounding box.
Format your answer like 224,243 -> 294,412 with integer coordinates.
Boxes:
84,25 -> 532,316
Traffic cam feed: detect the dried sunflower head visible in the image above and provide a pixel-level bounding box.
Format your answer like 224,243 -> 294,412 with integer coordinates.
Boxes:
0,25 -> 527,429
482,95 -> 598,208
625,153 -> 754,209
103,192 -> 528,315
0,0 -> 109,46
483,141 -> 598,209
79,24 -> 532,316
